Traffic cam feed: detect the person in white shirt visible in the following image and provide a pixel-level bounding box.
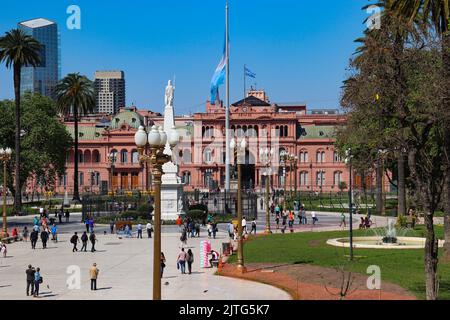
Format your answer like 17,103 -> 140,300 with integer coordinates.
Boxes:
137,223 -> 143,239
242,217 -> 247,234
311,212 -> 318,225
146,222 -> 153,238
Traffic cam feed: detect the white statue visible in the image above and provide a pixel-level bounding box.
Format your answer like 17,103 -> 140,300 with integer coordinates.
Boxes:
165,80 -> 175,106
178,196 -> 184,212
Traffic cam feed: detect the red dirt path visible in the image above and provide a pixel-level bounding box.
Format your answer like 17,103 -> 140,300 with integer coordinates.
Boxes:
218,263 -> 416,300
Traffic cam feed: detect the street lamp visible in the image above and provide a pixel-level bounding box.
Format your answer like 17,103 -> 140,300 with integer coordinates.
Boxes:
108,152 -> 117,196
230,137 -> 247,273
0,148 -> 12,237
378,148 -> 388,216
280,151 -> 288,210
345,148 -> 354,261
260,147 -> 274,235
134,125 -> 179,300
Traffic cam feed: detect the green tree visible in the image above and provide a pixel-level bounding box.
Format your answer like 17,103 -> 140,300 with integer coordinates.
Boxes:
388,0 -> 450,265
340,7 -> 446,299
55,73 -> 95,201
0,93 -> 72,197
0,29 -> 42,214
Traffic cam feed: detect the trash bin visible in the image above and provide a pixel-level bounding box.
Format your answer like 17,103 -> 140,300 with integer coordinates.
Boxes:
222,242 -> 232,256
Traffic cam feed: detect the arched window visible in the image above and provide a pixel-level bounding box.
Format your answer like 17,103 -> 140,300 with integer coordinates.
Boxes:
284,125 -> 288,137
92,150 -> 101,163
316,170 -> 325,187
204,148 -> 213,163
300,171 -> 309,186
334,171 -> 343,186
182,171 -> 191,184
183,149 -> 192,164
334,151 -> 342,163
316,150 -> 325,163
110,150 -> 118,163
299,150 -> 309,163
120,149 -> 128,163
84,150 -> 91,163
131,150 -> 139,164
79,172 -> 84,186
78,150 -> 84,163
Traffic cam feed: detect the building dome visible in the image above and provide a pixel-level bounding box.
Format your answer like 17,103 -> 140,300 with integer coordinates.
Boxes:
110,109 -> 144,130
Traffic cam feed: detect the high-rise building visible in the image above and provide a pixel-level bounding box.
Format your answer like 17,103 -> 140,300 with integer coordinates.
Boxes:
18,18 -> 60,99
94,71 -> 126,114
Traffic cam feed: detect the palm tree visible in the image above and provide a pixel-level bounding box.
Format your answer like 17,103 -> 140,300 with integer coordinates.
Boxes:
0,29 -> 42,215
388,0 -> 449,299
55,73 -> 95,201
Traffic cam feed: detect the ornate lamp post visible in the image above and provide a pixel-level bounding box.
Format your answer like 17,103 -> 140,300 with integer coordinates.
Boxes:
0,148 -> 12,237
135,125 -> 179,300
280,151 -> 288,210
230,137 -> 247,273
378,148 -> 388,216
345,148 -> 354,260
260,147 -> 274,234
108,152 -> 117,196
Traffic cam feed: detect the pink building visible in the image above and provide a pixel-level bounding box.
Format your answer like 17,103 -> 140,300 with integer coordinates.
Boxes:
54,90 -> 373,195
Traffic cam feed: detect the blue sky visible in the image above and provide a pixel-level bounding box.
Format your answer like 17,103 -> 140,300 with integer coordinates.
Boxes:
0,0 -> 371,115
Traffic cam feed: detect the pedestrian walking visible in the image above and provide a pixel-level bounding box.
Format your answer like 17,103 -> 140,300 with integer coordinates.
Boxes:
275,212 -> 280,230
227,222 -> 234,238
58,210 -> 63,223
137,223 -> 143,239
312,212 -> 318,225
146,222 -> 153,238
81,231 -> 88,252
22,226 -> 29,242
89,263 -> 99,290
180,229 -> 187,247
26,265 -> 35,296
33,267 -> 42,297
89,232 -> 97,252
88,218 -> 95,234
1,242 -> 7,258
84,218 -> 90,233
212,222 -> 217,239
195,222 -> 200,237
186,249 -> 194,274
339,212 -> 346,228
70,232 -> 79,252
242,217 -> 247,234
40,230 -> 49,249
30,229 -> 38,249
251,218 -> 257,235
51,224 -> 58,242
160,252 -> 166,278
65,210 -> 70,223
177,248 -> 187,274
110,220 -> 115,234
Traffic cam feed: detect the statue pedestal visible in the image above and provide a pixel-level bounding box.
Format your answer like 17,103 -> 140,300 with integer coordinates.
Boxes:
161,161 -> 184,221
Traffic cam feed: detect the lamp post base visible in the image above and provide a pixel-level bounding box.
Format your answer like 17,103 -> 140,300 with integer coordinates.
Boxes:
1,230 -> 9,238
236,264 -> 247,274
264,227 -> 272,235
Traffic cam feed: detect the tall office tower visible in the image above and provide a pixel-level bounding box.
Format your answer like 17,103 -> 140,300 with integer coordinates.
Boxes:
94,71 -> 126,114
18,18 -> 60,99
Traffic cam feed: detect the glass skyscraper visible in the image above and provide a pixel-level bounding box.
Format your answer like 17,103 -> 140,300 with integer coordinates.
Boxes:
18,18 -> 60,99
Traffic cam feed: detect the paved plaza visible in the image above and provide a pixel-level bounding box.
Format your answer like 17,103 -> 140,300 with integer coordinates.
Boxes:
0,217 -> 290,300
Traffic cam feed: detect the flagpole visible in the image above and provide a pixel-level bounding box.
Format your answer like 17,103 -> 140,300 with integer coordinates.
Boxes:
244,64 -> 246,101
225,0 -> 231,193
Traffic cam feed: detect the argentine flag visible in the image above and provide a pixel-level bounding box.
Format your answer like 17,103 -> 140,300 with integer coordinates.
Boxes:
210,39 -> 227,105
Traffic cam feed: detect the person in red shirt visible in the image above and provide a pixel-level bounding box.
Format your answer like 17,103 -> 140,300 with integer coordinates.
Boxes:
176,215 -> 182,231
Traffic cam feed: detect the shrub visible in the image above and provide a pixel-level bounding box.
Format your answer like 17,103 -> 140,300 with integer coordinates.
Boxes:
187,209 -> 207,222
188,203 -> 208,213
137,203 -> 154,215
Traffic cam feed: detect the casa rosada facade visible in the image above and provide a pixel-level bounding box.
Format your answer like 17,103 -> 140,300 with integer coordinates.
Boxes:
51,90 -> 373,195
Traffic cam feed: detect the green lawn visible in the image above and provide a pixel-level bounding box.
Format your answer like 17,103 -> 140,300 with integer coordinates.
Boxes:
229,226 -> 450,300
